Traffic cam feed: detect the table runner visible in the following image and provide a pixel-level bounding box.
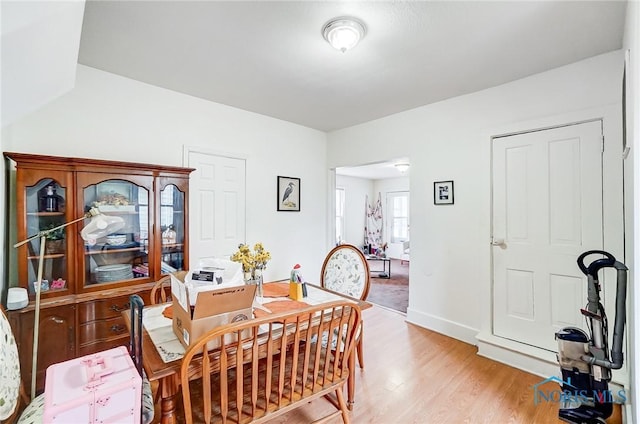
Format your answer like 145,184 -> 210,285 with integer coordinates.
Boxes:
262,282 -> 290,297
142,304 -> 186,363
253,299 -> 310,318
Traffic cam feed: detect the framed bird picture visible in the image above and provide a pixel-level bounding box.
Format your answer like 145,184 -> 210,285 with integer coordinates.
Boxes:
277,176 -> 300,211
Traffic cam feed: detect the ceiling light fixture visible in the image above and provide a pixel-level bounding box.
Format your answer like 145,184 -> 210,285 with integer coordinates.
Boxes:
395,163 -> 410,173
322,17 -> 366,53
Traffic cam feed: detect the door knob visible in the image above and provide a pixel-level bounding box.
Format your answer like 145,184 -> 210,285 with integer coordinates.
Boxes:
491,238 -> 506,248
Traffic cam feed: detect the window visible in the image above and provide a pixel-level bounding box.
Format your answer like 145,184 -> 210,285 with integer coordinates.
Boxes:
335,187 -> 345,244
388,192 -> 409,243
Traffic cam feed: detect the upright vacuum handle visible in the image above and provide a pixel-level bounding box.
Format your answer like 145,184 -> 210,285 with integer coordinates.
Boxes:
576,250 -> 629,371
577,250 -> 616,278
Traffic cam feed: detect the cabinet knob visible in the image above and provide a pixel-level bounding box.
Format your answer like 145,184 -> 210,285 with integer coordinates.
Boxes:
109,302 -> 130,312
110,324 -> 126,333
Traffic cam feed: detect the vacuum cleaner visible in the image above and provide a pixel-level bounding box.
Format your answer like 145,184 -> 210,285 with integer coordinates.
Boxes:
555,250 -> 628,424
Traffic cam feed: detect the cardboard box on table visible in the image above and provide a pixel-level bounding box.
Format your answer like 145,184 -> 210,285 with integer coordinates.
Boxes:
43,346 -> 141,423
170,271 -> 256,350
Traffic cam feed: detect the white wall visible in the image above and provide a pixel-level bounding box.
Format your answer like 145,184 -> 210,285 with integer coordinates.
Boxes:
1,65 -> 329,284
372,177 -> 409,195
623,0 -> 639,421
1,0 -> 85,126
335,175 -> 373,247
327,51 -> 624,347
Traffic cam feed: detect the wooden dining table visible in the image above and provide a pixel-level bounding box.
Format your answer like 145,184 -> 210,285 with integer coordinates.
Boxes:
123,282 -> 371,424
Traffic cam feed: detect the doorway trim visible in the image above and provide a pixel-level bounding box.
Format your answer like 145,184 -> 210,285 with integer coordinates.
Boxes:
327,168 -> 337,250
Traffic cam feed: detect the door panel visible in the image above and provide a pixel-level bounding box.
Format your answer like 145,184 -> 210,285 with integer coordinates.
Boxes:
505,146 -> 530,241
223,191 -> 239,238
505,269 -> 534,320
550,273 -> 584,328
199,190 -> 215,239
188,151 -> 246,266
492,121 -> 603,351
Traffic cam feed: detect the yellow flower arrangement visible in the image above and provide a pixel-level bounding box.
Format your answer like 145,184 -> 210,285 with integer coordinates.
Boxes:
252,242 -> 271,270
231,242 -> 271,274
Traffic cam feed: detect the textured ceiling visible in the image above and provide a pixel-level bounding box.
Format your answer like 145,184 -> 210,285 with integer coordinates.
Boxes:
78,1 -> 626,132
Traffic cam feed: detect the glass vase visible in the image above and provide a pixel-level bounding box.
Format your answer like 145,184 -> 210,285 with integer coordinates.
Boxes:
244,269 -> 264,303
253,268 -> 264,302
244,271 -> 253,283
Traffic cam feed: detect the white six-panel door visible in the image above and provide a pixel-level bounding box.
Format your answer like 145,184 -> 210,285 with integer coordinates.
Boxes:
492,121 -> 603,352
187,150 -> 246,267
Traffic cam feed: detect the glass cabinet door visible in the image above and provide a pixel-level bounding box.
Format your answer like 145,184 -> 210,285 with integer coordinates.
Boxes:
81,178 -> 151,288
160,183 -> 186,273
24,178 -> 69,295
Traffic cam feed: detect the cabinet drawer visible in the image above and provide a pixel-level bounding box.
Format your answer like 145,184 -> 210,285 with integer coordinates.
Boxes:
78,335 -> 129,357
79,315 -> 129,345
79,296 -> 133,321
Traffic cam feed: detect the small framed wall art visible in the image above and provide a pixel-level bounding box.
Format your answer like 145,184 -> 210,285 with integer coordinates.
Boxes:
433,180 -> 454,205
277,176 -> 301,211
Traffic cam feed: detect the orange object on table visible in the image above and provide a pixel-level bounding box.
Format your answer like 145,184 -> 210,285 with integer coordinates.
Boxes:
262,282 -> 291,298
253,300 -> 310,319
162,305 -> 173,319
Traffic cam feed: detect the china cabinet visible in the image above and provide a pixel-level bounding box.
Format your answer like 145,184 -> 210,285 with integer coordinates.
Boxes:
4,152 -> 193,391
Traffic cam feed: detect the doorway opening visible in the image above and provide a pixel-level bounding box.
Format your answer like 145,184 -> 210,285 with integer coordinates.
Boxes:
334,159 -> 410,313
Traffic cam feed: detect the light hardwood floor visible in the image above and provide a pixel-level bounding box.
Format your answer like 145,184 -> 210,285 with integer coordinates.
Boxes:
267,305 -> 623,424
156,304 -> 622,423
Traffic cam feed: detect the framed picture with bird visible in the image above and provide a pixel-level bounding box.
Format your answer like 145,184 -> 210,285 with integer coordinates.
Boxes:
277,176 -> 300,211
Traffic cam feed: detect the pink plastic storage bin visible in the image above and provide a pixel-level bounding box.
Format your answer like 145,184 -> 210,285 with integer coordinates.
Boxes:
43,346 -> 141,423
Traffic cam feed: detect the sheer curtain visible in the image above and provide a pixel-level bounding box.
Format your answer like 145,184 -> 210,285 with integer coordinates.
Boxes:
364,193 -> 383,251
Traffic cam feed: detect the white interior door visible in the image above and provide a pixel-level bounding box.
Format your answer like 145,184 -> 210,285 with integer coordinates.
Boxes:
492,121 -> 603,352
187,150 -> 246,267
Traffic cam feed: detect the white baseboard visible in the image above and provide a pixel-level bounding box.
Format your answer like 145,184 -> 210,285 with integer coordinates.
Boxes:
476,332 -> 559,379
624,403 -> 632,424
476,332 -> 628,396
405,307 -> 478,345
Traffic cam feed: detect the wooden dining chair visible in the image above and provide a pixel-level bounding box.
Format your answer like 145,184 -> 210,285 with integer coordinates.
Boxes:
150,275 -> 172,305
129,295 -> 155,424
320,243 -> 370,370
180,300 -> 361,424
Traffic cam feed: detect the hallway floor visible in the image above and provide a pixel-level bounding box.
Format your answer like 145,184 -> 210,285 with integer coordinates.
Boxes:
366,259 -> 409,313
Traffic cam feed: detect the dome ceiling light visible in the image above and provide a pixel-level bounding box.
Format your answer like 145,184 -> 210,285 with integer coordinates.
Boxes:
322,17 -> 366,53
395,163 -> 410,173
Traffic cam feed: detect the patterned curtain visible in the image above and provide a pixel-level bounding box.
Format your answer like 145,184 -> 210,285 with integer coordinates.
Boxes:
364,193 -> 383,250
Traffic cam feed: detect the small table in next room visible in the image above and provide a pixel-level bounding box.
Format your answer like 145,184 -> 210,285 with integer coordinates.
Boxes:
366,255 -> 391,279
